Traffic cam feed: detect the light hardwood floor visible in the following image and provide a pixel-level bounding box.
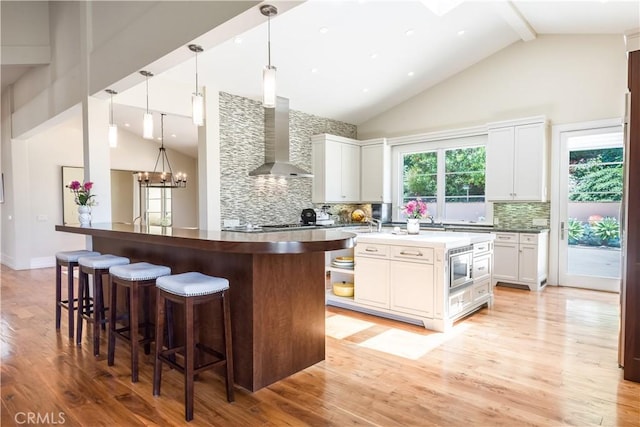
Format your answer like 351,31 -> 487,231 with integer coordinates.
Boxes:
1,266 -> 638,426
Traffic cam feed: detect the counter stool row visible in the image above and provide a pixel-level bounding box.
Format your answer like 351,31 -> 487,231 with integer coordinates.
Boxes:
54,250 -> 234,421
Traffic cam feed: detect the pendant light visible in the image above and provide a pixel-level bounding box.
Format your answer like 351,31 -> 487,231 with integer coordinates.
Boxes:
261,4 -> 278,108
188,44 -> 204,126
140,70 -> 154,139
136,113 -> 187,188
105,89 -> 118,147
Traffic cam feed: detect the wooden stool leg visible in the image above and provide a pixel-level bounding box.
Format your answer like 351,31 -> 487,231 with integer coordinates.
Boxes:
76,272 -> 86,346
222,291 -> 235,402
55,263 -> 62,331
130,283 -> 139,382
153,291 -> 166,397
185,298 -> 195,422
107,277 -> 118,366
93,271 -> 102,356
143,286 -> 151,355
166,300 -> 175,364
67,264 -> 76,339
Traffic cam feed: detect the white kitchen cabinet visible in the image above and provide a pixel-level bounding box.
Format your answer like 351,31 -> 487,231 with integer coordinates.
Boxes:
328,234 -> 495,332
354,248 -> 389,309
493,231 -> 548,291
390,260 -> 434,317
360,139 -> 391,203
312,134 -> 361,203
486,117 -> 548,202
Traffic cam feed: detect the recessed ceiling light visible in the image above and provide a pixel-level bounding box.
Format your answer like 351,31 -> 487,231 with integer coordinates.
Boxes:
457,30 -> 465,36
408,71 -> 415,77
370,53 -> 378,60
171,134 -> 177,138
156,137 -> 162,141
124,123 -> 130,127
363,88 -> 369,93
405,29 -> 415,36
234,37 -> 243,44
311,68 -> 318,73
319,27 -> 329,34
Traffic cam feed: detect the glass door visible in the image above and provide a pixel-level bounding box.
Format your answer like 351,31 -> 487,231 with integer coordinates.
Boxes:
558,126 -> 623,292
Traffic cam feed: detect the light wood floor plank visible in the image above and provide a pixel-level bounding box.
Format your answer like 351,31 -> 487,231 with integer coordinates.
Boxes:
1,266 -> 638,426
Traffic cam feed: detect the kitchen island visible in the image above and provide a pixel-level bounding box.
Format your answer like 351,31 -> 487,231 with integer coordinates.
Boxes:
327,230 -> 495,332
55,223 -> 355,391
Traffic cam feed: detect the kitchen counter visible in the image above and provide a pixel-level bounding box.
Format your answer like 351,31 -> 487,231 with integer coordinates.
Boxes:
353,229 -> 495,248
55,223 -> 355,391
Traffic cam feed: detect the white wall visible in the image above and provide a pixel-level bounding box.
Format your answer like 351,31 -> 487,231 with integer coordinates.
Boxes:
1,113 -> 197,270
358,35 -> 628,139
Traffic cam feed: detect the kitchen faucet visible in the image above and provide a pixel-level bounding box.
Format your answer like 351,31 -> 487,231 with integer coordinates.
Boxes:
368,218 -> 382,232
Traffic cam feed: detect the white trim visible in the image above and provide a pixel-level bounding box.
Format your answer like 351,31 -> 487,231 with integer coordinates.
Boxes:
549,117 -> 623,287
625,29 -> 640,52
387,125 -> 487,146
487,115 -> 547,130
30,256 -> 56,269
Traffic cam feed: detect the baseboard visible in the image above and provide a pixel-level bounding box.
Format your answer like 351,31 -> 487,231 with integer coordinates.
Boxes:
30,256 -> 56,269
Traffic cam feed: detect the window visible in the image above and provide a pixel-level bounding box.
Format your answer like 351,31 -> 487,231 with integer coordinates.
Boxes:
444,146 -> 486,222
146,187 -> 172,226
402,151 -> 438,215
395,135 -> 488,223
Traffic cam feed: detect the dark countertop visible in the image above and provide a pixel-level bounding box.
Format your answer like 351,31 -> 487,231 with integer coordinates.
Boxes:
56,223 -> 355,254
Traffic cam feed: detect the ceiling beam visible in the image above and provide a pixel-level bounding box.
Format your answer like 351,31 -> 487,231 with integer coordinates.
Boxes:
494,1 -> 537,42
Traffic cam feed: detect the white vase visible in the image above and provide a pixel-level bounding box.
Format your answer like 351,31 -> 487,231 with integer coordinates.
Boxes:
406,218 -> 420,234
78,205 -> 92,226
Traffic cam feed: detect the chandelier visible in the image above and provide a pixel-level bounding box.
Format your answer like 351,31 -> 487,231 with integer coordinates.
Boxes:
137,113 -> 187,188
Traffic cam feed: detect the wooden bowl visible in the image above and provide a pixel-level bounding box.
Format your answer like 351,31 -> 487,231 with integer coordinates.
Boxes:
332,281 -> 354,297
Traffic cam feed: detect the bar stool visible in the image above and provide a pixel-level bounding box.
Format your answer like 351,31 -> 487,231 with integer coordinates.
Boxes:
153,272 -> 234,422
107,262 -> 171,382
77,254 -> 130,356
55,250 -> 100,338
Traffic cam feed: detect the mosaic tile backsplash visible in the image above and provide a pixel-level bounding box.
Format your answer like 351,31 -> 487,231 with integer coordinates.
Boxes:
219,92 -> 357,226
493,202 -> 551,228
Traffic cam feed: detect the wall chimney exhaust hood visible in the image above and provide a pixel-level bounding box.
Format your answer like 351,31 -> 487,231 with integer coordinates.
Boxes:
248,97 -> 313,178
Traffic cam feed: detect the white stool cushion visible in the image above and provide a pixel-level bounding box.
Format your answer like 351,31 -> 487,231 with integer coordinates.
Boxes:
110,262 -> 171,281
78,254 -> 130,269
56,250 -> 101,263
156,272 -> 229,297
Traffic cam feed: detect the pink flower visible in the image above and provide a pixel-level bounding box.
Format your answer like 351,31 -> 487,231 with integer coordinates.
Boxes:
401,198 -> 428,219
66,180 -> 96,206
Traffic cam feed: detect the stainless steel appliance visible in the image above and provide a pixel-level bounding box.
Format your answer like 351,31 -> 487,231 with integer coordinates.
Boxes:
449,245 -> 474,289
371,203 -> 392,223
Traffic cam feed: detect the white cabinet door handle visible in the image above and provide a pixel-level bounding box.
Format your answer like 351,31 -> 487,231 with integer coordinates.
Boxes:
399,251 -> 422,257
477,266 -> 486,271
497,236 -> 510,240
365,247 -> 378,252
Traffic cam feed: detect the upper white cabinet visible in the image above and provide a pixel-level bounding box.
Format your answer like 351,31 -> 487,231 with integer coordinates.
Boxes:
312,134 -> 361,203
360,139 -> 391,203
486,117 -> 548,202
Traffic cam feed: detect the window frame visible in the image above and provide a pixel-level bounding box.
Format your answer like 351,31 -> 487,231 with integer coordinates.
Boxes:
391,134 -> 493,225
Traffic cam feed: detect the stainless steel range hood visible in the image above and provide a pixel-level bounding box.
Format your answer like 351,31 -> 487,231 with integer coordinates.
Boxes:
248,96 -> 313,178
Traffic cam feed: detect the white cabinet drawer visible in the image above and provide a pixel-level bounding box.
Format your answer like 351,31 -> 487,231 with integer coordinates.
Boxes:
494,232 -> 519,243
449,287 -> 473,317
520,234 -> 538,244
355,243 -> 389,258
473,281 -> 491,301
473,241 -> 491,255
390,246 -> 434,264
472,254 -> 491,281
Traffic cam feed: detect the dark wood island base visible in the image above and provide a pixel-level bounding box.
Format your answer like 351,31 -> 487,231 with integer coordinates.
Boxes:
56,224 -> 355,392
